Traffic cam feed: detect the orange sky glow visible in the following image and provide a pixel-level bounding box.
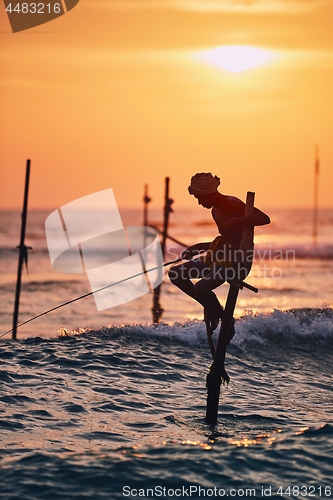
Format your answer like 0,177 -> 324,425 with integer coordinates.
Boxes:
0,0 -> 332,211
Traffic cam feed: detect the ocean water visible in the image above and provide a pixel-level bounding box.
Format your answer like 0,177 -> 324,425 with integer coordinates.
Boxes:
1,316 -> 333,499
1,208 -> 333,499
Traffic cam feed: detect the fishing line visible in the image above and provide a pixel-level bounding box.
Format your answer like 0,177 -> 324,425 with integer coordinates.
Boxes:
1,256 -> 190,339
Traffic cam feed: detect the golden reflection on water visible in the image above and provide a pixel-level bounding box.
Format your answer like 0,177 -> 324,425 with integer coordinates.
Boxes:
118,427 -> 309,458
230,438 -> 259,447
229,429 -> 282,448
227,425 -> 317,448
295,426 -> 309,435
180,439 -> 212,450
1,424 -> 324,469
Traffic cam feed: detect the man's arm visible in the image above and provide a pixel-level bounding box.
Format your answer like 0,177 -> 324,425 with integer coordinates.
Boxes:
219,207 -> 270,233
245,207 -> 270,226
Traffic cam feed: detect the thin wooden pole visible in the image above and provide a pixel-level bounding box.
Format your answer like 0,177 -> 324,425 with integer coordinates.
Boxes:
143,184 -> 151,227
143,184 -> 151,251
152,177 -> 172,323
206,192 -> 255,424
312,145 -> 319,246
161,177 -> 171,257
12,159 -> 31,340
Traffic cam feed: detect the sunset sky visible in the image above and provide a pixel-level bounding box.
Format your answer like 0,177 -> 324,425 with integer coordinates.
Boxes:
0,0 -> 332,211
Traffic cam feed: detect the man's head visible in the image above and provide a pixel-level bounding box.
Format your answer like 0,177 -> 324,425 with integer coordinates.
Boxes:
188,172 -> 220,208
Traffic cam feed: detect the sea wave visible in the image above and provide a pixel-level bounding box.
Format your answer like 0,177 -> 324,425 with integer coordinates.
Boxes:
55,308 -> 333,350
235,308 -> 333,347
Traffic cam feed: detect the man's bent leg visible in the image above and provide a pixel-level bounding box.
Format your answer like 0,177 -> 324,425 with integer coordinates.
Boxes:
193,265 -> 227,315
195,266 -> 236,341
169,262 -> 233,334
168,260 -> 211,300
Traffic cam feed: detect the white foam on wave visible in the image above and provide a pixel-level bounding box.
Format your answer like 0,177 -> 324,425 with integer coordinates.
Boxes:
100,320 -> 209,348
79,308 -> 333,350
234,308 -> 333,347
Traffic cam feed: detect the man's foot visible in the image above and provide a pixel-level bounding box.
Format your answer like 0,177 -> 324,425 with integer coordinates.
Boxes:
204,308 -> 220,332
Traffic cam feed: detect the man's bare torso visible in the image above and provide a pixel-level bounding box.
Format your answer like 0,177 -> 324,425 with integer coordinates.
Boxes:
212,195 -> 245,244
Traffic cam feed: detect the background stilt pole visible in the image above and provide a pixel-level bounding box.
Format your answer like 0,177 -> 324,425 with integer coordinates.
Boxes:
143,183 -> 151,227
12,159 -> 32,340
152,177 -> 173,323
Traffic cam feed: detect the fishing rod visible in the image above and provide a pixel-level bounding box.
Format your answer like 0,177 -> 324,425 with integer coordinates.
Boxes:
0,256 -> 186,340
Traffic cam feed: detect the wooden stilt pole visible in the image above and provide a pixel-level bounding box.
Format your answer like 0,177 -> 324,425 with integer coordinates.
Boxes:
143,183 -> 151,251
143,184 -> 151,227
12,159 -> 32,340
161,177 -> 172,258
205,192 -> 255,424
312,145 -> 319,246
204,310 -> 216,359
152,177 -> 173,323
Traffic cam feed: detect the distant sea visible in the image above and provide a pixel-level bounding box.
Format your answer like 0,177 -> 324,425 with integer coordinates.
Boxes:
1,208 -> 333,499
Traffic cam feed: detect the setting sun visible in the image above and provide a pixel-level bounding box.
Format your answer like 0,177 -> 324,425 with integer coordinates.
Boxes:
196,45 -> 276,73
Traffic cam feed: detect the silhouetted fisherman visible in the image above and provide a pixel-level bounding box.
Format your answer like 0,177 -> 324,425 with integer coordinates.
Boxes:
169,172 -> 270,341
